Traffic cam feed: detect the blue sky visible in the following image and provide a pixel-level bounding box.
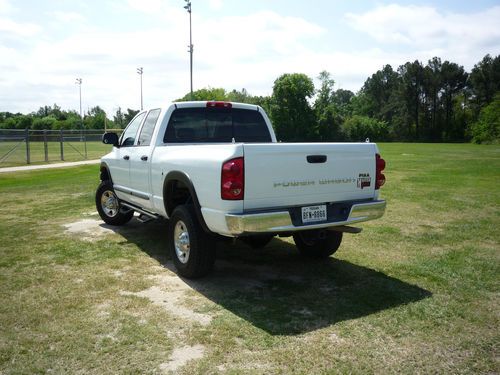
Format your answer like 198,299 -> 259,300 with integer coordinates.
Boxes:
1,0 -> 499,116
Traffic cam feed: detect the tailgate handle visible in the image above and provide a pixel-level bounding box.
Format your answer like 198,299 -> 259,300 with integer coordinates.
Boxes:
307,155 -> 327,163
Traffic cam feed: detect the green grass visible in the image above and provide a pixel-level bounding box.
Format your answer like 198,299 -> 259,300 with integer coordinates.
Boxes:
0,143 -> 498,374
0,141 -> 113,167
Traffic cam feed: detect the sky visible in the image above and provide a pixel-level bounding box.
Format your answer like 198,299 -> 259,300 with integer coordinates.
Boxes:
1,0 -> 499,117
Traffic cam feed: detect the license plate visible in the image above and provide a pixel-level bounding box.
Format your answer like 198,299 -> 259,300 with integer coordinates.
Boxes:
301,205 -> 327,224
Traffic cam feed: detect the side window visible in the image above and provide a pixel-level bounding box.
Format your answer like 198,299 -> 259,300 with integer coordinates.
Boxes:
138,109 -> 161,146
120,112 -> 146,147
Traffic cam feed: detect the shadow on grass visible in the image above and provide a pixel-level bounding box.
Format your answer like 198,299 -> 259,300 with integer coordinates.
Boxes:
109,218 -> 431,335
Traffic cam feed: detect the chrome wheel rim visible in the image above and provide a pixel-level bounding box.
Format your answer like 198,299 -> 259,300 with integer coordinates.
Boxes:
174,220 -> 190,264
101,190 -> 119,217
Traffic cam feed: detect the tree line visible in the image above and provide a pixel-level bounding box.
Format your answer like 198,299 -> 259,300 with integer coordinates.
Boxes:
177,54 -> 499,144
0,105 -> 139,131
1,54 -> 499,143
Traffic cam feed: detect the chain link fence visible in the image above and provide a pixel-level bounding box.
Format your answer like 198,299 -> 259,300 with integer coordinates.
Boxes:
0,129 -> 123,167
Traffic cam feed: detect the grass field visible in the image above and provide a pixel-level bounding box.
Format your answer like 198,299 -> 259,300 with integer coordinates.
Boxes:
0,143 -> 498,374
0,141 -> 112,168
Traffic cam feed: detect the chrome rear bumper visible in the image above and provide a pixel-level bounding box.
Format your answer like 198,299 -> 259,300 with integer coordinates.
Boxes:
225,200 -> 386,235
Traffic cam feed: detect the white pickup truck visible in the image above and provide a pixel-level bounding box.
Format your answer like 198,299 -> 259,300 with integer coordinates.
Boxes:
96,101 -> 386,278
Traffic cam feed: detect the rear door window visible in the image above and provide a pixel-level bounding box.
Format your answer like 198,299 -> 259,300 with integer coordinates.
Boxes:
138,109 -> 161,146
163,107 -> 271,143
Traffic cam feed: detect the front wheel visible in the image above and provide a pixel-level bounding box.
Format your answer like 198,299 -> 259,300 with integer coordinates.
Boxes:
168,205 -> 216,278
293,230 -> 343,258
95,181 -> 134,226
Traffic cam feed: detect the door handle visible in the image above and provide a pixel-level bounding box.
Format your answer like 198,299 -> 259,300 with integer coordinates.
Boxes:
123,155 -> 130,160
307,155 -> 327,163
141,155 -> 148,161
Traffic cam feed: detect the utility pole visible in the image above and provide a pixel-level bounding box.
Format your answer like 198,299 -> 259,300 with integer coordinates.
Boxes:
75,78 -> 82,125
75,77 -> 87,158
136,67 -> 143,110
184,0 -> 193,99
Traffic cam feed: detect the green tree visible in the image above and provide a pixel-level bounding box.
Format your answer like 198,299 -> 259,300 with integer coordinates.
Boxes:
84,106 -> 107,129
469,54 -> 500,110
123,109 -> 140,124
357,65 -> 399,122
397,60 -> 424,139
332,88 -> 354,117
32,115 -> 57,130
470,93 -> 500,143
176,87 -> 228,102
113,107 -> 125,128
341,115 -> 390,142
227,88 -> 250,103
440,61 -> 468,140
270,73 -> 316,141
422,57 -> 442,140
313,71 -> 344,140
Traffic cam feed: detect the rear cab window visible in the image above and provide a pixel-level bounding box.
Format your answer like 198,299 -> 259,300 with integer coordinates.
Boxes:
163,107 -> 271,143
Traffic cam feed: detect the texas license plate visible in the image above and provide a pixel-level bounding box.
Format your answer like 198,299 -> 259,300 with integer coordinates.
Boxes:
301,205 -> 327,223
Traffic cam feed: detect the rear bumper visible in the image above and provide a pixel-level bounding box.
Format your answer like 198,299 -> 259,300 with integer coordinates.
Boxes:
225,200 -> 386,235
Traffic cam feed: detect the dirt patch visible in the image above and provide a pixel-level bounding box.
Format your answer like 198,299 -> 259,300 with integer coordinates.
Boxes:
159,344 -> 205,373
63,219 -> 116,241
121,287 -> 212,326
121,273 -> 214,326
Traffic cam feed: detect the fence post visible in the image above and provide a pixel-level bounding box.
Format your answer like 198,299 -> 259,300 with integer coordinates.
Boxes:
60,129 -> 64,161
84,129 -> 88,159
43,130 -> 48,162
25,128 -> 30,164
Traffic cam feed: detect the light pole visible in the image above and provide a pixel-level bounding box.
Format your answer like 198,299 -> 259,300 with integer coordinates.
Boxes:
75,78 -> 82,124
184,0 -> 193,99
75,77 -> 87,158
136,67 -> 143,110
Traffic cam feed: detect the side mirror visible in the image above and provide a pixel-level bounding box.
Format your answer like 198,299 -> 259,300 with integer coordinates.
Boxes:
102,132 -> 119,147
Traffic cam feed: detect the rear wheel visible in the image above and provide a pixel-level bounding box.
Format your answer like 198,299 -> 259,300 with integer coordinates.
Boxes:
293,230 -> 342,258
168,205 -> 216,278
95,181 -> 134,226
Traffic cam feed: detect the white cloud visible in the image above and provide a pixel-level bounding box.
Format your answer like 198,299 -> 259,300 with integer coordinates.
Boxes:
0,0 -> 14,14
49,11 -> 86,23
208,0 -> 223,10
345,4 -> 500,68
0,17 -> 41,37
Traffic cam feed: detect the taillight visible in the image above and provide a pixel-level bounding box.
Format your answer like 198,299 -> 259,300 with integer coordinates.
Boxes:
221,157 -> 244,200
375,153 -> 386,189
207,101 -> 232,109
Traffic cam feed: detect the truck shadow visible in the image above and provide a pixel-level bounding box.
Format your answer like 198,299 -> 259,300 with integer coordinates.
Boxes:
109,218 -> 431,335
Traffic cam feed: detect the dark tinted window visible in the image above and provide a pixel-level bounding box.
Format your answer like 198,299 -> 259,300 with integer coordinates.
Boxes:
138,109 -> 161,146
233,109 -> 272,142
164,108 -> 271,143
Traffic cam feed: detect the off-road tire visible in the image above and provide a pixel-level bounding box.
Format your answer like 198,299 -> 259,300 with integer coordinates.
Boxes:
95,181 -> 134,226
168,204 -> 216,278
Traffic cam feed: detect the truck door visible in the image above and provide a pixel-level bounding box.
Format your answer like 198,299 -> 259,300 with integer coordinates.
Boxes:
126,108 -> 161,210
110,112 -> 146,201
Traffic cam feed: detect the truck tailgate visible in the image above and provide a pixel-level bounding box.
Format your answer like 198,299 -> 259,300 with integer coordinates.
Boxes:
243,143 -> 377,210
